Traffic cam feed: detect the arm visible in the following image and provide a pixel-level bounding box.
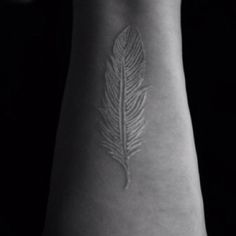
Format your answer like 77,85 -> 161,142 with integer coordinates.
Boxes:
43,0 -> 207,236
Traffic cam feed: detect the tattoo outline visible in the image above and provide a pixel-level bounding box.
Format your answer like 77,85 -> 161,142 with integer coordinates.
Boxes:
98,25 -> 148,189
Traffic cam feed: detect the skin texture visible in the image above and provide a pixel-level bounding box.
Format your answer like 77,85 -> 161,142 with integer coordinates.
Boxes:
43,1 -> 207,236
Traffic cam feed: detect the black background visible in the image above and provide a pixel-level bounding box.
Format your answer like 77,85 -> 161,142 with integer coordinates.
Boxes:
0,0 -> 235,235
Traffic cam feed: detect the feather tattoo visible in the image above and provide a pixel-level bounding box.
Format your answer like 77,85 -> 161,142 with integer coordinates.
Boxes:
99,26 -> 148,189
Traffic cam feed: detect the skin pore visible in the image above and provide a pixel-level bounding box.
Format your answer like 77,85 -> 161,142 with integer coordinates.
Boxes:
43,1 -> 207,236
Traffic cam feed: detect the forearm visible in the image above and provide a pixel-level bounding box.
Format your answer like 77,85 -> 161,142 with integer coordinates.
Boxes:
43,1 -> 207,236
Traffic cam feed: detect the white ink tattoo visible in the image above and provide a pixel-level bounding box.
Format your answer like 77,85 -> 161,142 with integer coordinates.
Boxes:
99,26 -> 148,189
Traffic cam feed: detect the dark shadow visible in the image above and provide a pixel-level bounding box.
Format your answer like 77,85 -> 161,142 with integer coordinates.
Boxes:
0,0 -> 72,235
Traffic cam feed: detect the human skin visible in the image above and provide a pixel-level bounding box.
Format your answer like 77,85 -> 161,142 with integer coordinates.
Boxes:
43,0 -> 208,236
